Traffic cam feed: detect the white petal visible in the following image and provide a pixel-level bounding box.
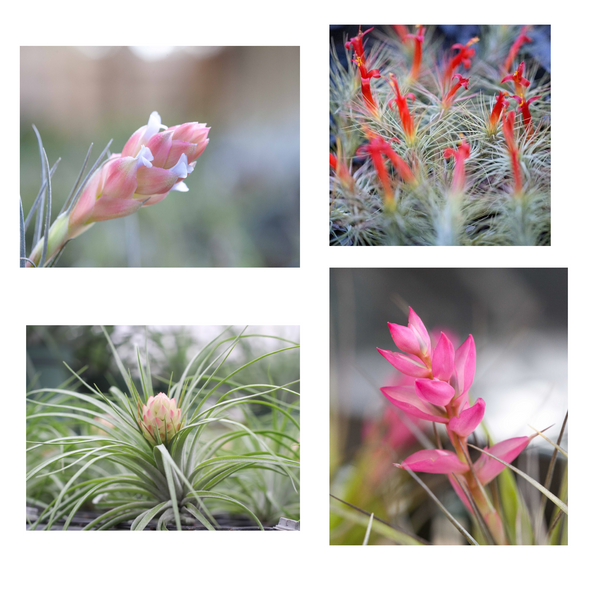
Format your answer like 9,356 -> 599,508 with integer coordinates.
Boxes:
170,153 -> 194,179
171,181 -> 189,192
135,145 -> 154,168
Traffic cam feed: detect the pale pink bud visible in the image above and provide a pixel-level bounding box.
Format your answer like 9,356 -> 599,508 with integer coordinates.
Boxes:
122,111 -> 165,158
139,392 -> 182,445
27,112 -> 209,267
69,147 -> 154,227
396,449 -> 469,474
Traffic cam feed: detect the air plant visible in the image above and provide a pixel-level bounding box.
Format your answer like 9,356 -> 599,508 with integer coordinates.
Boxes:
374,308 -> 567,545
26,326 -> 299,530
330,25 -> 550,246
21,111 -> 209,267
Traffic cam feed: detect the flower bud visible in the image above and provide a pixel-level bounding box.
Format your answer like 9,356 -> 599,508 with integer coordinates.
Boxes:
139,393 -> 182,444
27,111 -> 209,267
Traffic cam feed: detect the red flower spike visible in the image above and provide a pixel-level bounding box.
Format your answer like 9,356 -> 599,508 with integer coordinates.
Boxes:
357,133 -> 417,208
329,152 -> 355,191
393,25 -> 409,43
346,27 -> 380,115
512,94 -> 541,135
444,138 -> 471,194
444,37 -> 478,86
442,74 -> 469,109
357,139 -> 394,208
503,26 -> 532,73
501,61 -> 531,97
488,91 -> 510,132
388,74 -> 417,143
345,27 -> 374,57
502,110 -> 522,195
406,25 -> 425,82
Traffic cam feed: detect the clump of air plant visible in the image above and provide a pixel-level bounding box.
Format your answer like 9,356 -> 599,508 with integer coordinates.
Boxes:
330,25 -> 550,246
377,308 -> 566,545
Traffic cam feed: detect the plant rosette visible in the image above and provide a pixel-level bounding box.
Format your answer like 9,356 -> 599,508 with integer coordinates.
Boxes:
26,327 -> 300,531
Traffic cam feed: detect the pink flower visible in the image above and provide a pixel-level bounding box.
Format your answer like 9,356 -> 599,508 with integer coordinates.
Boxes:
473,435 -> 533,485
27,111 -> 209,267
378,308 -> 533,544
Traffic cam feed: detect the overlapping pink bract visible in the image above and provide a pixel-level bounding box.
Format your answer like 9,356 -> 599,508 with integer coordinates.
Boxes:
139,392 -> 182,445
378,307 -> 534,543
70,111 -> 209,229
28,111 -> 209,267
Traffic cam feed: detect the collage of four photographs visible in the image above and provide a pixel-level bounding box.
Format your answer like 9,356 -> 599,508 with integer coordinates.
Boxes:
12,10 -> 588,599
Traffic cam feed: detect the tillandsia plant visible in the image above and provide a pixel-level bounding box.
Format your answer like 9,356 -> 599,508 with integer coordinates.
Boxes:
330,25 -> 550,246
26,327 -> 299,530
373,308 -> 567,545
21,111 -> 210,267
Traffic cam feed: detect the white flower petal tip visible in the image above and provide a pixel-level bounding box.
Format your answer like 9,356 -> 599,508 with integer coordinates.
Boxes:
170,153 -> 195,178
171,181 -> 189,192
135,145 -> 155,168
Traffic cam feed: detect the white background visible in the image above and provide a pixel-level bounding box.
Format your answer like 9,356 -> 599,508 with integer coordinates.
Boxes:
5,1 -> 597,598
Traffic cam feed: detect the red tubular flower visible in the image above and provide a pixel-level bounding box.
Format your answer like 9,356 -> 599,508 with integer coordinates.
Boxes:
488,91 -> 510,132
346,27 -> 381,115
503,26 -> 532,73
393,25 -> 409,43
442,74 -> 469,109
373,136 -> 417,185
357,137 -> 394,208
329,152 -> 355,191
501,61 -> 531,97
443,139 -> 471,194
357,134 -> 417,208
512,94 -> 541,135
406,25 -> 425,82
502,110 -> 522,195
388,73 -> 416,142
443,37 -> 478,86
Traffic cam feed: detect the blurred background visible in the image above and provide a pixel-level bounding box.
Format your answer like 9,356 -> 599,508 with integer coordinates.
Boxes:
21,46 -> 299,267
27,325 -> 300,393
330,268 -> 567,543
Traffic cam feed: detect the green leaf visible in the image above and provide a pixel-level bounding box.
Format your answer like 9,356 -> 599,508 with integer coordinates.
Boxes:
469,444 -> 568,515
404,468 -> 479,545
362,512 -> 374,545
131,501 -> 171,531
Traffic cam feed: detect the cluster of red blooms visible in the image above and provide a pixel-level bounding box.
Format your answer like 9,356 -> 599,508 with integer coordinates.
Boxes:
333,26 -> 543,204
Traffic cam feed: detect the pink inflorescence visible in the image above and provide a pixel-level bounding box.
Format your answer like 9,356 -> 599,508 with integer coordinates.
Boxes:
378,307 -> 534,543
